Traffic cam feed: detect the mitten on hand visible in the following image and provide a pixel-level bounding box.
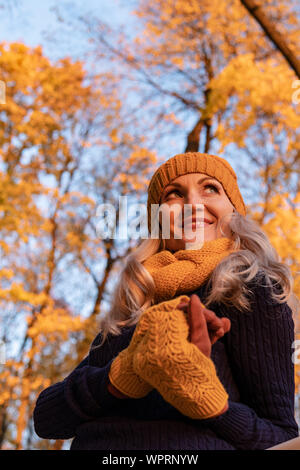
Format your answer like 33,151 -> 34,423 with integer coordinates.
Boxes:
108,307 -> 155,398
132,295 -> 228,419
109,296 -> 190,398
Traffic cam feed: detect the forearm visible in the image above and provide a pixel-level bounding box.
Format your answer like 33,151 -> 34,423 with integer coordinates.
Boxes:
34,378 -> 83,440
203,400 -> 298,450
34,360 -> 121,440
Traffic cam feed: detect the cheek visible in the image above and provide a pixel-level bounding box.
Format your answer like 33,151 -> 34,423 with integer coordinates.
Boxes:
214,197 -> 234,216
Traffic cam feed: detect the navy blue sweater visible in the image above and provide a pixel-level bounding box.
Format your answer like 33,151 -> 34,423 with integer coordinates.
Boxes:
33,272 -> 299,450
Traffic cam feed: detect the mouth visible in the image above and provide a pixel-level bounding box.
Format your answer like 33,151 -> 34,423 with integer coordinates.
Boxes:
182,217 -> 214,228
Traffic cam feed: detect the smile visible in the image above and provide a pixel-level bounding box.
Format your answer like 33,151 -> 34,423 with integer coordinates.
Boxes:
182,218 -> 214,229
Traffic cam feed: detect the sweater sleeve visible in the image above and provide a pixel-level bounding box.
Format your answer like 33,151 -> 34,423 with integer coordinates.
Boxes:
33,330 -> 132,440
202,274 -> 299,450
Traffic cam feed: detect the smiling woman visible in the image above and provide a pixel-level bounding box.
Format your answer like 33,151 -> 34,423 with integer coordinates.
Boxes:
158,172 -> 235,251
33,152 -> 300,451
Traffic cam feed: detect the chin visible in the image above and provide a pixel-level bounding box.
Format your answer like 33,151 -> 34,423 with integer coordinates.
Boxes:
165,241 -> 186,252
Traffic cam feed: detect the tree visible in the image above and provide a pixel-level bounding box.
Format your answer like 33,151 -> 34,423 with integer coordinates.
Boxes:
0,41 -> 156,449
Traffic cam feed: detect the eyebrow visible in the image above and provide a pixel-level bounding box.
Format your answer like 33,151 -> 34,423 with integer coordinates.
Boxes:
162,176 -> 221,193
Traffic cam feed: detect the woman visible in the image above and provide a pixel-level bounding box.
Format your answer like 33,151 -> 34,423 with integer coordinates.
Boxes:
33,152 -> 299,450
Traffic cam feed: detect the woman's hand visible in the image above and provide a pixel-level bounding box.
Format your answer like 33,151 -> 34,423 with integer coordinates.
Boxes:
177,294 -> 231,358
132,294 -> 230,418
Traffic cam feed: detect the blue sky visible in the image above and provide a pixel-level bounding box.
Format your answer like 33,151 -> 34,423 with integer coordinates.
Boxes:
0,0 -> 133,59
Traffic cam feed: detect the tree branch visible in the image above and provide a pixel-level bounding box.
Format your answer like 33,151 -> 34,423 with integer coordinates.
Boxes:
240,0 -> 300,78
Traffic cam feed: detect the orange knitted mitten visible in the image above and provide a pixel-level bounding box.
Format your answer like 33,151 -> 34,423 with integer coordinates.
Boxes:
108,319 -> 153,398
132,296 -> 228,419
108,296 -> 191,398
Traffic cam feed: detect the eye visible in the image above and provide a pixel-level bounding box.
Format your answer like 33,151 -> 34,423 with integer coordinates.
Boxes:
204,184 -> 220,194
164,189 -> 182,199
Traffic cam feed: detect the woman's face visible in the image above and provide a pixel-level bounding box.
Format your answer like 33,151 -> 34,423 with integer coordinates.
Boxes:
159,172 -> 234,251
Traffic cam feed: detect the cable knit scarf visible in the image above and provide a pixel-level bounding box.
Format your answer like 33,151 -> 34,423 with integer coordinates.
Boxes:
142,237 -> 236,303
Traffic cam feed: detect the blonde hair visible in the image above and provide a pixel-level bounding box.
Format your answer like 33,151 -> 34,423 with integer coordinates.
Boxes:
97,210 -> 300,347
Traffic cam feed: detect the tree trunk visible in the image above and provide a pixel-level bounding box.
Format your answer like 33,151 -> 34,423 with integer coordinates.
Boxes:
185,118 -> 204,152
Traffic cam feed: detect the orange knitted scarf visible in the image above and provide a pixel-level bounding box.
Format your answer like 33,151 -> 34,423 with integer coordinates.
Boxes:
143,237 -> 235,303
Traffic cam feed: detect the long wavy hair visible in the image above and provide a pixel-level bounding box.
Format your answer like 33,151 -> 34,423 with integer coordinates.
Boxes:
96,209 -> 300,347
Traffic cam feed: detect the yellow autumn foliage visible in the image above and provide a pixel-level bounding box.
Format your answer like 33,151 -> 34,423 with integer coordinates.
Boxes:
1,0 -> 299,449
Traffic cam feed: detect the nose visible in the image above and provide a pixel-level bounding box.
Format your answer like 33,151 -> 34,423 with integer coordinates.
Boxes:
185,186 -> 206,205
184,189 -> 205,217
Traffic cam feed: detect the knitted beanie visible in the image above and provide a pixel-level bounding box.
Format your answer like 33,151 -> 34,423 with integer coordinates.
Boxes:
147,152 -> 246,232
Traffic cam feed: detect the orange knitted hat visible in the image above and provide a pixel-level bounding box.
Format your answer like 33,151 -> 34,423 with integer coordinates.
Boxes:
147,152 -> 246,231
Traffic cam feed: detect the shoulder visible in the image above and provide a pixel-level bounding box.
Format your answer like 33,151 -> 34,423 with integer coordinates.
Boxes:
246,270 -> 284,303
239,269 -> 293,321
91,325 -> 136,349
246,270 -> 276,298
